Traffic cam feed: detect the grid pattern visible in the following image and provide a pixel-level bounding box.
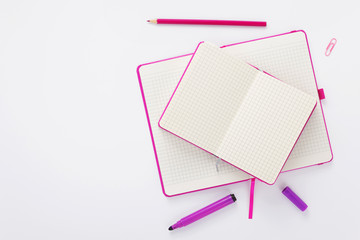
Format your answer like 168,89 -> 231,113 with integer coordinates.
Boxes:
160,42 -> 316,184
140,56 -> 250,193
222,33 -> 332,170
217,73 -> 316,184
160,43 -> 259,154
138,31 -> 332,194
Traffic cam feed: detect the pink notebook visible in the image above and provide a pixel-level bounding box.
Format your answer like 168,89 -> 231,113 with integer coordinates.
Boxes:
137,30 -> 332,196
158,42 -> 317,185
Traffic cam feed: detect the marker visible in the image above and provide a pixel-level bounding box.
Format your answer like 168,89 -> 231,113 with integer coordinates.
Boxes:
282,186 -> 308,211
168,194 -> 236,231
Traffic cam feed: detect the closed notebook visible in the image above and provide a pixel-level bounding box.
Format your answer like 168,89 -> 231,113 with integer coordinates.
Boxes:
158,42 -> 317,184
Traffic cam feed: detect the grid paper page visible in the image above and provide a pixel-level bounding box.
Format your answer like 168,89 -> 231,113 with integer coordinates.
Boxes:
222,31 -> 332,170
218,73 -> 316,184
139,57 -> 251,196
159,42 -> 258,154
159,42 -> 316,184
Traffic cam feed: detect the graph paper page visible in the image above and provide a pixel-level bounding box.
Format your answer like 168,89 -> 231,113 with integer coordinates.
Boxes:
159,42 -> 258,154
222,31 -> 333,170
218,72 -> 316,184
138,56 -> 251,196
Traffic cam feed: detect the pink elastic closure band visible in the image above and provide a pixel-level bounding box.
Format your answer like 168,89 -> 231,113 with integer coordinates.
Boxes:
249,178 -> 255,219
318,88 -> 325,100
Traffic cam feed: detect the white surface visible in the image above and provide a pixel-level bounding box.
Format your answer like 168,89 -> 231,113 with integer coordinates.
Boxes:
0,0 -> 359,239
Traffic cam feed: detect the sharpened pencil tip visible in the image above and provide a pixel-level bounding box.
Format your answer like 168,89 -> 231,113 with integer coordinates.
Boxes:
168,226 -> 173,231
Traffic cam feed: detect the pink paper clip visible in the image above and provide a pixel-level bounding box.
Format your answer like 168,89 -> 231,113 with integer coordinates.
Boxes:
325,38 -> 337,56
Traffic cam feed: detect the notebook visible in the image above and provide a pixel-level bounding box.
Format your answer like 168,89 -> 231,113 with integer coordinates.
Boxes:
158,42 -> 317,184
137,30 -> 333,195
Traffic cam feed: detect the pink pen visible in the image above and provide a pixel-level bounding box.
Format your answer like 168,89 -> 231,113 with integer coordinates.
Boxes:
169,194 -> 237,231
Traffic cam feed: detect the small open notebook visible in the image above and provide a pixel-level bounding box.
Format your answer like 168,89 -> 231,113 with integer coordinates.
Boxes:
158,42 -> 317,184
137,30 -> 333,196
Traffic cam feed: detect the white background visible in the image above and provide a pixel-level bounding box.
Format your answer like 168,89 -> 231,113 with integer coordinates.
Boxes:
0,0 -> 359,239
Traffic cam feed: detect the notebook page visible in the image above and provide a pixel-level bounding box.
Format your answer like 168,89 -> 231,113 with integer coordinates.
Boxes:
217,72 -> 317,184
222,31 -> 332,170
159,42 -> 259,154
138,57 -> 251,196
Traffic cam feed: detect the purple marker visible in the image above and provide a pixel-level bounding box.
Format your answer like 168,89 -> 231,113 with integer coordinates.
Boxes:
168,194 -> 236,231
282,186 -> 308,211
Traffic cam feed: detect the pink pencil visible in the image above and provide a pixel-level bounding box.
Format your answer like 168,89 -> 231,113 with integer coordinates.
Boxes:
147,19 -> 266,27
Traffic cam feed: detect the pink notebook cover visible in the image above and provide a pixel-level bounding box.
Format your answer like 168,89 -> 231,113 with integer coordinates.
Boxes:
137,30 -> 333,196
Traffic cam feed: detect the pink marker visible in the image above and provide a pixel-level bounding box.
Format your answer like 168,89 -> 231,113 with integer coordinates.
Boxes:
169,194 -> 236,231
148,19 -> 267,27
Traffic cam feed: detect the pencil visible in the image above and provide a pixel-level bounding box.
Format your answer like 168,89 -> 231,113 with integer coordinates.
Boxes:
147,19 -> 266,27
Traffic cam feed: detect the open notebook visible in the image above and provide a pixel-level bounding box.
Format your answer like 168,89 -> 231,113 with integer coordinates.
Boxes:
137,31 -> 333,195
158,42 -> 317,184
